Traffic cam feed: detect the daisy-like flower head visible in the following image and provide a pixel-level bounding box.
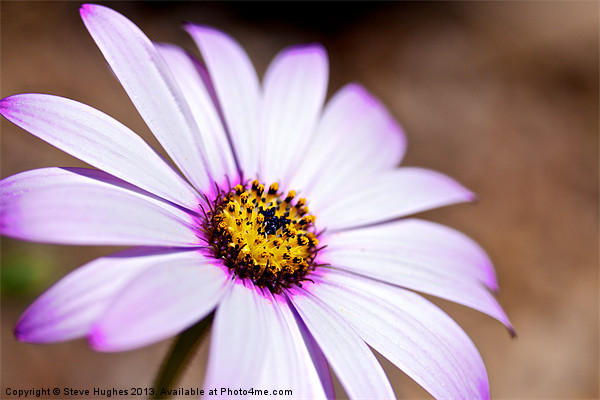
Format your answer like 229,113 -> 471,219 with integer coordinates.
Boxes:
0,4 -> 513,399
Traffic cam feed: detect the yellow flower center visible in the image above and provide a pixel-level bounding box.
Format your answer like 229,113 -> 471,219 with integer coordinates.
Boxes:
205,180 -> 319,292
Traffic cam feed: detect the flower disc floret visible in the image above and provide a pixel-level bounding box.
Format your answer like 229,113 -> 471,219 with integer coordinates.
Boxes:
204,180 -> 319,293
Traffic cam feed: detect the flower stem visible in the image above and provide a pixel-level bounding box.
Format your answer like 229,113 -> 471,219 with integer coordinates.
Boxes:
152,312 -> 214,399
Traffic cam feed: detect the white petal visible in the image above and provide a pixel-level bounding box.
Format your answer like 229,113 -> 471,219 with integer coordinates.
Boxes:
289,83 -> 405,201
260,45 -> 328,187
81,4 -> 213,192
15,248 -> 201,343
89,252 -> 230,351
1,168 -> 199,246
204,279 -> 268,390
306,269 -> 490,399
186,24 -> 261,179
0,94 -> 200,209
288,306 -> 335,399
288,288 -> 395,399
156,43 -> 239,184
315,167 -> 475,231
255,291 -> 328,399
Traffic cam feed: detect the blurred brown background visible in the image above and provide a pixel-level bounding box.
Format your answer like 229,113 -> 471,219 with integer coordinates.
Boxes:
1,1 -> 598,399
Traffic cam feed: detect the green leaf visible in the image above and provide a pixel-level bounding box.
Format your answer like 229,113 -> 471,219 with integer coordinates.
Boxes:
152,312 -> 214,399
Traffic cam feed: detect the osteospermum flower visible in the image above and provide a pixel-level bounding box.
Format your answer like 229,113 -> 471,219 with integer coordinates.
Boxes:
0,4 -> 513,399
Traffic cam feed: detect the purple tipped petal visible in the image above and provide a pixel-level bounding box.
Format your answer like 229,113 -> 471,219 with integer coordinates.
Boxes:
1,168 -> 199,246
324,218 -> 499,290
15,248 -> 195,343
89,252 -> 230,352
325,252 -> 511,330
155,44 -> 238,183
80,4 -> 213,192
316,167 -> 475,231
0,94 -> 200,210
186,24 -> 261,178
319,220 -> 513,330
288,289 -> 395,399
204,280 -> 268,389
306,269 -> 490,400
289,83 -> 406,200
259,45 -> 328,187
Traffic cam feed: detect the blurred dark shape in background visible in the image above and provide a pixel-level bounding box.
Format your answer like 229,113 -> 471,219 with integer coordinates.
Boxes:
2,1 -> 598,398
